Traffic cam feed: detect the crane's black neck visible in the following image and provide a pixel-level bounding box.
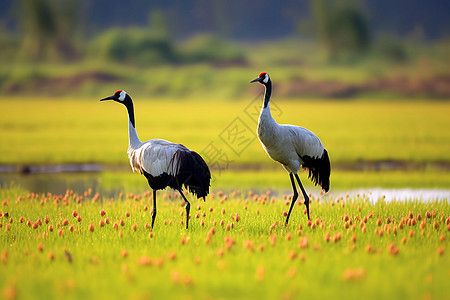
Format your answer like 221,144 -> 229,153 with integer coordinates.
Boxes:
263,79 -> 272,108
122,96 -> 136,128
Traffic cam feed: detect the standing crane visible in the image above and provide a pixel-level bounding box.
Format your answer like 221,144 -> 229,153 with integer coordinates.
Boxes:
101,90 -> 211,229
250,72 -> 330,224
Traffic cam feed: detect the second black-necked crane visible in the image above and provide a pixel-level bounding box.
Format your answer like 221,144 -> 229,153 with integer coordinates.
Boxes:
250,72 -> 330,224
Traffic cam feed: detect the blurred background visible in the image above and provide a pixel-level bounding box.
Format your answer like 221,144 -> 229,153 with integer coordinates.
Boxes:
0,0 -> 449,98
0,0 -> 449,194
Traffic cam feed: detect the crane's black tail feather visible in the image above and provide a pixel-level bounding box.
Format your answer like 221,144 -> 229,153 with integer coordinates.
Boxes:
301,149 -> 330,192
142,149 -> 211,199
172,149 -> 211,199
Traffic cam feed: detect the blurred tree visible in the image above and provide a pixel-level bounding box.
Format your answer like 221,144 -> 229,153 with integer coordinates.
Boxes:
88,9 -> 178,65
18,0 -> 82,61
192,0 -> 236,38
149,9 -> 170,39
19,0 -> 56,60
180,33 -> 246,65
311,0 -> 370,61
374,34 -> 408,62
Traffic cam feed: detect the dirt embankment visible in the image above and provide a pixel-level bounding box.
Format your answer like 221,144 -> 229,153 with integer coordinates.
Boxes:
4,71 -> 120,95
279,75 -> 450,98
3,72 -> 450,98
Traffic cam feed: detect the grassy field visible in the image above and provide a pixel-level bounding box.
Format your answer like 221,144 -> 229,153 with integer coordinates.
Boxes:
0,187 -> 448,299
2,28 -> 449,300
1,96 -> 449,299
1,98 -> 450,166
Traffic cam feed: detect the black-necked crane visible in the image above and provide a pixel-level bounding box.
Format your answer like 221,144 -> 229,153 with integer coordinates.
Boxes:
101,90 -> 211,229
250,72 -> 330,224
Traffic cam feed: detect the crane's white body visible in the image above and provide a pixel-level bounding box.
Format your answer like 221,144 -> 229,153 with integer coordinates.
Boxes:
127,118 -> 186,177
251,72 -> 330,223
258,104 -> 324,174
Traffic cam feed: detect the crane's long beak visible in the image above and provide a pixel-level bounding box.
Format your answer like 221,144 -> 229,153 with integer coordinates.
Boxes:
250,77 -> 261,83
100,95 -> 114,101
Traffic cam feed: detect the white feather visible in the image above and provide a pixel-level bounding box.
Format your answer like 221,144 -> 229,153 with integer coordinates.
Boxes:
128,139 -> 187,177
118,91 -> 126,102
124,104 -> 189,177
257,104 -> 324,174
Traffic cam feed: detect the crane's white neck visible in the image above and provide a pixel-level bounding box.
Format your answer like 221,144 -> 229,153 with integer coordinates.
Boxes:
128,118 -> 142,149
258,102 -> 279,137
124,101 -> 141,150
259,102 -> 277,122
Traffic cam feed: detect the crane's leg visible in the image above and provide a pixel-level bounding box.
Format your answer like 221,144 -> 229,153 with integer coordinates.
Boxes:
285,173 -> 299,226
294,174 -> 311,220
151,189 -> 157,230
178,189 -> 190,229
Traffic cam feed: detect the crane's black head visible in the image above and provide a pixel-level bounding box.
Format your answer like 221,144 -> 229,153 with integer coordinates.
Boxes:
250,72 -> 272,108
250,72 -> 270,85
100,90 -> 133,106
100,90 -> 136,127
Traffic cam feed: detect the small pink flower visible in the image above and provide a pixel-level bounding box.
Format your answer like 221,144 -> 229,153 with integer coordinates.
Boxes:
299,236 -> 308,248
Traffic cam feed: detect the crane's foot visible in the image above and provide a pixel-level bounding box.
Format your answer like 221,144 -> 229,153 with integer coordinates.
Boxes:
305,199 -> 310,220
185,201 -> 190,229
151,211 -> 156,230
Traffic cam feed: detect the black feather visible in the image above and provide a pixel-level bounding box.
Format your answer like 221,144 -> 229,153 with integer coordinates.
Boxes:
143,149 -> 211,199
301,149 -> 330,192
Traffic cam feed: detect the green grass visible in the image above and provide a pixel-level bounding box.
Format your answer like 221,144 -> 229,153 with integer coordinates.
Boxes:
0,186 -> 448,299
1,98 -> 450,166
